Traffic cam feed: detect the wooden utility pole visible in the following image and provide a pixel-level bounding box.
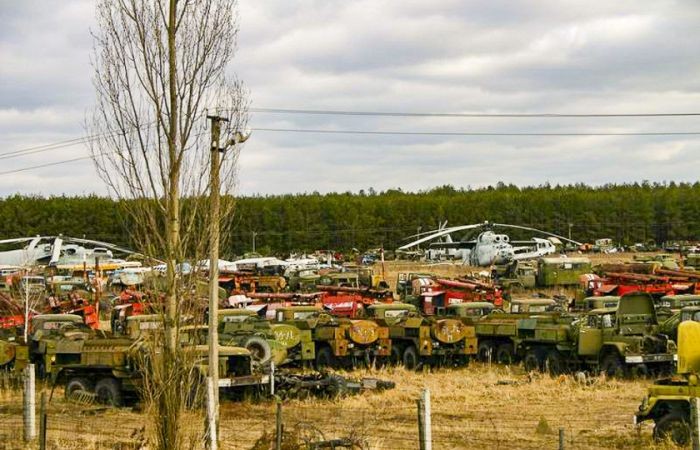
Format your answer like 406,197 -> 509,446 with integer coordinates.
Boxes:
207,114 -> 228,448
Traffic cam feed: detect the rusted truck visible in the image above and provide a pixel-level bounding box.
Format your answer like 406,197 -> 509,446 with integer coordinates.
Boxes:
272,305 -> 390,368
364,303 -> 477,369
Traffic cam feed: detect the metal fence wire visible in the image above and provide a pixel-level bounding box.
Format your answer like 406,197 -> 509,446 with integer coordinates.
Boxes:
0,386 -> 658,450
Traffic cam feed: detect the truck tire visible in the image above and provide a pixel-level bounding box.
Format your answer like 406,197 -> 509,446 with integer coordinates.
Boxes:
496,344 -> 515,365
65,377 -> 93,401
545,350 -> 565,375
95,377 -> 122,407
390,345 -> 403,366
601,352 -> 627,378
402,345 -> 419,370
477,341 -> 496,362
523,349 -> 543,372
244,336 -> 272,365
315,346 -> 336,369
654,411 -> 690,446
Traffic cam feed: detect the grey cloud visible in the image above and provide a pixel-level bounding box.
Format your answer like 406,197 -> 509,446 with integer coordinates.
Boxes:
2,0 -> 700,197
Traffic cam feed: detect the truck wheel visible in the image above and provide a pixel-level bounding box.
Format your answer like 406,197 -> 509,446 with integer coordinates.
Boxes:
496,344 -> 515,365
654,411 -> 690,446
630,364 -> 649,378
545,350 -> 565,375
523,349 -> 543,372
65,377 -> 93,401
315,346 -> 336,369
390,345 -> 403,366
402,345 -> 419,370
95,377 -> 122,407
601,353 -> 627,378
477,341 -> 496,362
244,336 -> 272,365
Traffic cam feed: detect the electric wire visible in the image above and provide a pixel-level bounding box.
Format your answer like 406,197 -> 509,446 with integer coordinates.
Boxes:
252,127 -> 700,137
250,107 -> 700,118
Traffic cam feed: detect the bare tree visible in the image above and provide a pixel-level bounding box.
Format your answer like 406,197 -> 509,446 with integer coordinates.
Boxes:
88,0 -> 248,447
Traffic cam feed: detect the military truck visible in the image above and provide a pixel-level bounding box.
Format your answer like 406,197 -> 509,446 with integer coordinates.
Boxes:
286,269 -> 321,292
684,253 -> 700,270
269,306 -> 317,366
25,314 -> 104,377
635,320 -> 700,445
507,298 -> 558,314
317,272 -> 360,289
658,294 -> 700,311
474,292 -> 677,375
536,257 -> 592,287
0,327 -> 26,370
272,306 -> 391,369
364,303 -> 476,369
56,337 -> 259,406
217,309 -> 287,367
573,296 -> 619,312
441,302 -> 496,325
493,261 -> 536,289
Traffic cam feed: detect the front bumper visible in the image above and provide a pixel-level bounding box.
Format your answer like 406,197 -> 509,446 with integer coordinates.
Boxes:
218,374 -> 268,388
624,353 -> 675,364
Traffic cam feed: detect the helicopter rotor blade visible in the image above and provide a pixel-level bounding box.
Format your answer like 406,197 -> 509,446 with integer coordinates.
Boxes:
398,223 -> 483,250
492,223 -> 582,246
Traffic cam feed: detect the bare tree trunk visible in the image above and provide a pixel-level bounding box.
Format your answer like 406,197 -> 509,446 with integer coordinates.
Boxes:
165,0 -> 180,355
88,0 -> 248,448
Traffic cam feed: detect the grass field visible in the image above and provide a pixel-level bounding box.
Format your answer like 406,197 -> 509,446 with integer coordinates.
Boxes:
0,364 -> 682,450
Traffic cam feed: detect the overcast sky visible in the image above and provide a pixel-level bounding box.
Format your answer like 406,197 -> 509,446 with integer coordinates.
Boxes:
1,0 -> 700,197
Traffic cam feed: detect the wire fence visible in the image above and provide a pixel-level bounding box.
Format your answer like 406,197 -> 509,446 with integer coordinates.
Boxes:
0,379 -> 654,450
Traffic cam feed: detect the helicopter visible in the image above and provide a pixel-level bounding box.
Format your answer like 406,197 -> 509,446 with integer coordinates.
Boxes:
0,236 -> 138,267
398,221 -> 582,267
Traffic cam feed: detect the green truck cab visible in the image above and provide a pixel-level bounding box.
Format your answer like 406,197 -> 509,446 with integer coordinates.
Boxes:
286,269 -> 321,292
365,303 -> 476,369
635,320 -> 700,445
442,302 -> 496,325
272,305 -> 391,369
574,296 -> 620,312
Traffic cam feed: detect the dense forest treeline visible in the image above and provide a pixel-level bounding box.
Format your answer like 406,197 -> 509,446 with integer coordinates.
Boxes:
1,182 -> 699,258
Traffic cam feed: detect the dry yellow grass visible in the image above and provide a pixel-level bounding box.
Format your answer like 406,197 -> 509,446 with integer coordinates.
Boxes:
0,363 -> 682,450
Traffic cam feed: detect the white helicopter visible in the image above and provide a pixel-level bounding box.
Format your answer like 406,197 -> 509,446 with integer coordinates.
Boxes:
0,236 -> 139,267
398,221 -> 582,267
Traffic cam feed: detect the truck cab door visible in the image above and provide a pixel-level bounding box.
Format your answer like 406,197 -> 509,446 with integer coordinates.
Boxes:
578,315 -> 603,356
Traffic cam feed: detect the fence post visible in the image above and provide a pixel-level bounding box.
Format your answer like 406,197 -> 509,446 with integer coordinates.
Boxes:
691,397 -> 700,450
558,427 -> 565,450
23,363 -> 36,442
39,391 -> 47,450
270,362 -> 275,397
275,400 -> 283,450
422,389 -> 432,450
416,395 -> 425,450
206,377 -> 218,450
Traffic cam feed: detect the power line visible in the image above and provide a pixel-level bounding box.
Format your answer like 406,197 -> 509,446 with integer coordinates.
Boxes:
2,126 -> 699,175
250,107 -> 700,118
252,127 -> 700,137
0,123 -> 155,160
0,155 -> 98,176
